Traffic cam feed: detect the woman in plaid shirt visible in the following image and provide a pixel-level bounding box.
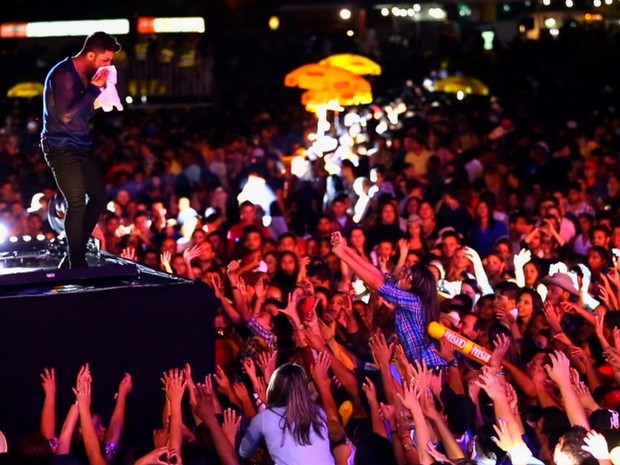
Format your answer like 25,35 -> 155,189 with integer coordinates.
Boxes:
331,231 -> 445,368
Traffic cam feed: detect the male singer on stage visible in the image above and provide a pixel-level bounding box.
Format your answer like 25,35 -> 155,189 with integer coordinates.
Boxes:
41,32 -> 121,268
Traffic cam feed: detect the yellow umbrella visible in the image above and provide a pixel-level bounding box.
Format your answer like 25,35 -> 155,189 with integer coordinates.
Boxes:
319,53 -> 381,76
302,88 -> 373,113
285,63 -> 371,93
434,76 -> 489,96
7,81 -> 44,98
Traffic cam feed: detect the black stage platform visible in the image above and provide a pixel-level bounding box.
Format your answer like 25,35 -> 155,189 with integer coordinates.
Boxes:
0,239 -> 217,447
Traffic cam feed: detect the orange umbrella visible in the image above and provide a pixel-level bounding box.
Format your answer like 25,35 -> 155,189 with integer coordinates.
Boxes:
319,53 -> 381,76
434,76 -> 489,96
7,81 -> 44,98
302,88 -> 373,113
285,63 -> 371,93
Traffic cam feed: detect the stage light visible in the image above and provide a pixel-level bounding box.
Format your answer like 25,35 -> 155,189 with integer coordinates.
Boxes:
340,8 -> 352,20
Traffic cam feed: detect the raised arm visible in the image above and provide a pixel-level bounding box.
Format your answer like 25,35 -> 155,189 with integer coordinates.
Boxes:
57,404 -> 79,455
193,385 -> 240,465
227,261 -> 252,322
74,368 -> 106,465
40,368 -> 56,442
331,232 -> 384,291
104,373 -> 132,446
545,351 -> 589,428
463,247 -> 493,295
163,369 -> 187,454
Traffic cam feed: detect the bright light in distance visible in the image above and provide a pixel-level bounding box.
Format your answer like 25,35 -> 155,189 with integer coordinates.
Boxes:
407,8 -> 415,16
344,112 -> 361,126
237,175 -> 276,219
381,8 -> 390,16
376,120 -> 388,134
566,0 -> 573,7
457,90 -> 465,100
542,0 -> 551,5
549,28 -> 560,36
125,96 -> 133,104
414,4 -> 421,11
347,29 -> 355,36
137,17 -> 205,34
391,7 -> 401,16
9,236 -> 18,243
428,8 -> 447,19
605,0 -> 612,4
22,19 -> 129,38
482,30 -> 495,50
36,234 -> 46,241
593,0 -> 601,6
269,16 -> 280,30
291,155 -> 310,178
340,8 -> 352,20
22,235 -> 32,242
544,17 -> 556,28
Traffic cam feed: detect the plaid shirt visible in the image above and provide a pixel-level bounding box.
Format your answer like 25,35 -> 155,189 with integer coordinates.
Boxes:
378,279 -> 446,367
240,316 -> 278,362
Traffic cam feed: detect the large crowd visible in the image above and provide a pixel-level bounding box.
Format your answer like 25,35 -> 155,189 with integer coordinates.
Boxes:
4,22 -> 620,465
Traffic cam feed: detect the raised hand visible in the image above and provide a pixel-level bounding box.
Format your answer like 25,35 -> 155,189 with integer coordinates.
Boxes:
369,331 -> 393,369
40,368 -> 56,396
257,350 -> 277,383
463,246 -> 482,265
330,231 -> 347,252
396,379 -> 421,412
214,365 -> 232,395
121,247 -> 136,261
513,248 -> 532,269
226,260 -> 241,280
242,358 -> 258,383
183,244 -> 203,263
362,376 -> 379,406
410,359 -> 432,393
474,368 -> 507,401
489,334 -> 511,368
379,402 -> 397,430
542,300 -> 563,334
221,408 -> 241,447
544,351 -> 571,385
76,363 -> 91,386
73,374 -> 92,410
162,369 -> 186,405
492,418 -> 517,452
310,351 -> 331,384
160,250 -> 172,273
117,373 -> 133,399
419,388 -> 440,420
208,274 -> 224,299
279,291 -> 302,326
582,430 -> 610,460
193,383 -> 213,421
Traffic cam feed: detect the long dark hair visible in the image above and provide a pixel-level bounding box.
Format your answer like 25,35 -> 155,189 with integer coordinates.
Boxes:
267,363 -> 326,446
410,264 -> 440,326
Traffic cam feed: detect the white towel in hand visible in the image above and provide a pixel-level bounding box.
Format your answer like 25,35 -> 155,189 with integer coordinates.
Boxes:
94,65 -> 123,112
